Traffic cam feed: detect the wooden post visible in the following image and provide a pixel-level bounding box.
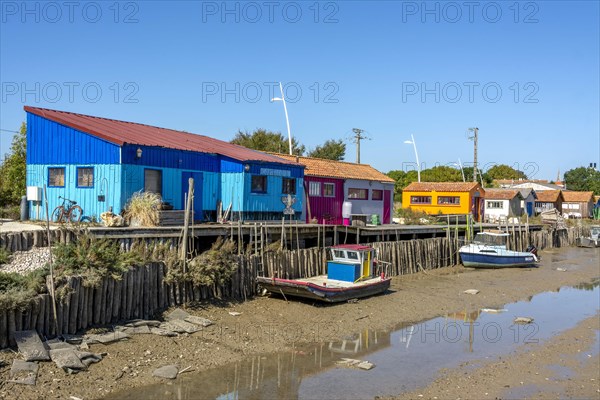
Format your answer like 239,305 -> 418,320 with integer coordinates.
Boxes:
181,178 -> 194,274
43,185 -> 59,336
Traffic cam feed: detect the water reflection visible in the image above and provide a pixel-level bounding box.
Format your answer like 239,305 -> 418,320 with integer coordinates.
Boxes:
106,281 -> 599,400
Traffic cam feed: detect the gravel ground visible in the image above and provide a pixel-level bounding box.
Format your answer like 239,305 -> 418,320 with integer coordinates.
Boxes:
0,247 -> 51,275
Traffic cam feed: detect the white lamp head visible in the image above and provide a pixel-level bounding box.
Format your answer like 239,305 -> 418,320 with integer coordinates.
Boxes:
271,97 -> 283,102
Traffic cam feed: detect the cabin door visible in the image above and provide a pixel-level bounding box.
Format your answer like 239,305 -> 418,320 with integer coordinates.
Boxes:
362,250 -> 373,278
181,172 -> 203,222
526,202 -> 533,216
383,190 -> 392,224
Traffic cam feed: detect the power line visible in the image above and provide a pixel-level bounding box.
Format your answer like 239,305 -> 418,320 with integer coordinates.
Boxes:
0,128 -> 20,134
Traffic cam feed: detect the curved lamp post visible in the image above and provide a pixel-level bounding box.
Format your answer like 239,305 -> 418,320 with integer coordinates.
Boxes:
455,158 -> 466,182
404,134 -> 421,182
271,82 -> 292,155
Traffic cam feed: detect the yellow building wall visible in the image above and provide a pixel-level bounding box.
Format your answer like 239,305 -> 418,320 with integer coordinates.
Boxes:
402,191 -> 472,215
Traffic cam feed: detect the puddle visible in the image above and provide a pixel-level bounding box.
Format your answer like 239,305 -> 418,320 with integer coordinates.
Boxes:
547,364 -> 576,379
105,280 -> 599,400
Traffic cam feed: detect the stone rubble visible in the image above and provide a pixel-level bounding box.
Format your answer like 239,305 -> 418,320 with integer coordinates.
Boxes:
0,247 -> 50,275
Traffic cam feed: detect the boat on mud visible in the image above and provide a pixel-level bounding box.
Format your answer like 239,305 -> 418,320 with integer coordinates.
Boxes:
256,244 -> 391,303
576,226 -> 600,248
459,232 -> 539,268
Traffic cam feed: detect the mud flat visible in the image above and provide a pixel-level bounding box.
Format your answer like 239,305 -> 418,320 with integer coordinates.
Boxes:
0,247 -> 598,399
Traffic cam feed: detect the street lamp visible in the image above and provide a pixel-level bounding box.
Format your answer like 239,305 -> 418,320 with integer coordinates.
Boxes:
271,82 -> 293,155
404,134 -> 421,182
454,158 -> 466,182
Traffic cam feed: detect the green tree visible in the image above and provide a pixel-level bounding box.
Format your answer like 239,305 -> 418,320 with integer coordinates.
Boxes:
386,170 -> 418,201
564,167 -> 600,194
463,167 -> 493,187
307,139 -> 346,160
231,129 -> 305,155
421,166 -> 464,182
486,164 -> 527,181
0,123 -> 26,205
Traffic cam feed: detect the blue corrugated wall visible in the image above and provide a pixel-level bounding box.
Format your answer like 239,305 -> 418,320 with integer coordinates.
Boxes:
27,164 -> 122,220
121,165 -> 220,211
26,113 -> 120,164
122,144 -> 219,171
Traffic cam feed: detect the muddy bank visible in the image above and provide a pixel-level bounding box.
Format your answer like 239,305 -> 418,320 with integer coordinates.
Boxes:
0,247 -> 598,399
392,314 -> 600,400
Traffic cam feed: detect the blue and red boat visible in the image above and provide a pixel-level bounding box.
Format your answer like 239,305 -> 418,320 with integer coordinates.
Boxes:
256,244 -> 391,303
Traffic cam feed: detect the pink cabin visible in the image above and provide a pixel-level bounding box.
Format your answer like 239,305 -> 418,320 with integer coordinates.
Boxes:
272,154 -> 395,225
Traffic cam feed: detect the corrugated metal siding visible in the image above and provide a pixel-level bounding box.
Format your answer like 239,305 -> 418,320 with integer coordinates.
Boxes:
121,144 -> 219,171
243,174 -> 304,213
305,176 -> 344,224
121,165 -> 219,211
221,172 -> 245,211
220,158 -> 244,173
26,113 -> 120,165
26,164 -> 122,220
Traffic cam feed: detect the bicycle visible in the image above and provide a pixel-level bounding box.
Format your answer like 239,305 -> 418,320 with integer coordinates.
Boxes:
52,196 -> 83,223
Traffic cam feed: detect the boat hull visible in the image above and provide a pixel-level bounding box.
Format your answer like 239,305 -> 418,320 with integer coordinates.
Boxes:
459,251 -> 538,268
576,237 -> 600,248
256,276 -> 391,303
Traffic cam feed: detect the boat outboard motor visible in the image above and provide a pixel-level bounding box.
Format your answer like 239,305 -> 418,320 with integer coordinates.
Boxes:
525,245 -> 538,257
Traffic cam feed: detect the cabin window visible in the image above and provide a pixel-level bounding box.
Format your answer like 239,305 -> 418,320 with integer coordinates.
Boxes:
323,183 -> 335,197
410,196 -> 431,205
487,201 -> 503,209
348,188 -> 368,200
347,251 -> 359,260
309,181 -> 321,197
76,167 -> 94,188
438,196 -> 460,205
372,190 -> 383,200
564,203 -> 579,210
333,250 -> 345,258
48,168 -> 65,187
282,178 -> 296,195
144,169 -> 163,196
251,175 -> 267,194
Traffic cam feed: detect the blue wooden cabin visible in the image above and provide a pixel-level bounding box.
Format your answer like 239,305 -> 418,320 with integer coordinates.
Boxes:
24,106 -> 304,222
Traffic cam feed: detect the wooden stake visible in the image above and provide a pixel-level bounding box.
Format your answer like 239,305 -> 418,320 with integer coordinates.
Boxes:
43,185 -> 60,336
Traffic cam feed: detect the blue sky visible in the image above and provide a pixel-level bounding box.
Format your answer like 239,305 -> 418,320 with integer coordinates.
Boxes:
1,0 -> 599,180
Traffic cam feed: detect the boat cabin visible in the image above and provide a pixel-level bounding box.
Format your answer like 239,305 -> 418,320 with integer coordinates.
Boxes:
327,244 -> 376,283
473,232 -> 509,247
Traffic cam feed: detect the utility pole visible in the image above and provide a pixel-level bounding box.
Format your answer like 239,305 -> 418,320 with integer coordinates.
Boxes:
468,127 -> 479,182
352,128 -> 367,164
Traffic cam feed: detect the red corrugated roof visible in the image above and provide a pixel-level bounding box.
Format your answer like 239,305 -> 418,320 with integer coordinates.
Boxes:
24,106 -> 298,165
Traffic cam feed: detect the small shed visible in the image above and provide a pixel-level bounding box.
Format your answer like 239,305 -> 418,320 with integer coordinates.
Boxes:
534,190 -> 564,214
483,189 -> 524,222
518,188 -> 538,217
401,182 -> 485,221
272,154 -> 395,225
562,191 -> 595,218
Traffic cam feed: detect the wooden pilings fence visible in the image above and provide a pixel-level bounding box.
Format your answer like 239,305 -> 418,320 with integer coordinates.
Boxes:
0,227 -> 585,348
